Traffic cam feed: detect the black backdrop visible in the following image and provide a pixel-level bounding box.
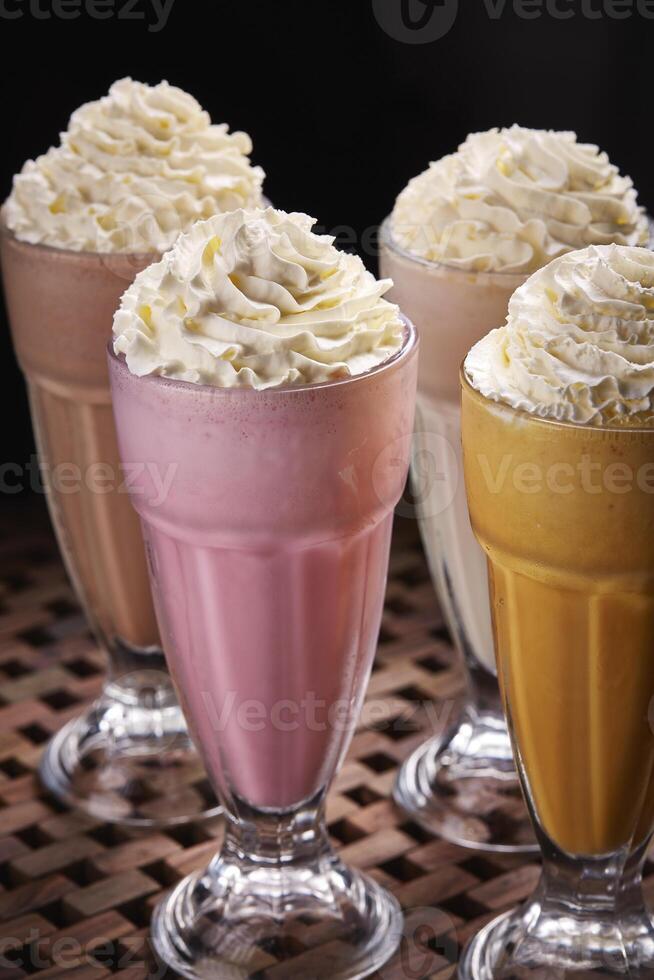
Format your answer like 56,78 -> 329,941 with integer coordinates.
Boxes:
1,0 -> 652,507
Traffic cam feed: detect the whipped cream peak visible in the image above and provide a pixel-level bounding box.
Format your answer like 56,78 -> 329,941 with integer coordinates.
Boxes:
3,77 -> 265,254
113,207 -> 404,389
392,126 -> 648,275
465,244 -> 654,425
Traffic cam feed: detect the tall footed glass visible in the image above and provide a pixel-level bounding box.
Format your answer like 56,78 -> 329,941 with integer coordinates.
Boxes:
380,218 -> 536,852
460,372 -> 654,978
108,320 -> 418,980
1,228 -> 219,826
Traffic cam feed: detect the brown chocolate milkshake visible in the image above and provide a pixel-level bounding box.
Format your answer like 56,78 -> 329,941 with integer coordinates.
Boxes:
2,235 -> 157,649
2,77 -> 265,825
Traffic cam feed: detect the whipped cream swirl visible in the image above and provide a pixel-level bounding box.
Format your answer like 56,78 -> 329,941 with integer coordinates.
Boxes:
113,208 -> 404,389
465,244 -> 654,425
392,126 -> 648,274
3,78 -> 265,254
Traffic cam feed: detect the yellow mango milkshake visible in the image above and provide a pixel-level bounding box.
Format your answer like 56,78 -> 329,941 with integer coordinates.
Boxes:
459,244 -> 654,979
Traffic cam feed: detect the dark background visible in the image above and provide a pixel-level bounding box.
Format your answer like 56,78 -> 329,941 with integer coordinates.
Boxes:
1,0 -> 652,510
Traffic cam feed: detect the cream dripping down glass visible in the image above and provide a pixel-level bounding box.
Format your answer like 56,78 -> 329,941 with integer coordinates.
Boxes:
379,125 -> 649,852
1,77 -> 265,826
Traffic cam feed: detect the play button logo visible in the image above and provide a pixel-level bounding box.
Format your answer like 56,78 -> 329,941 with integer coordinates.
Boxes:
372,0 -> 459,42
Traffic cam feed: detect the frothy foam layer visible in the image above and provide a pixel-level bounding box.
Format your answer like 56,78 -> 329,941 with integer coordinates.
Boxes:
113,207 -> 404,389
392,127 -> 647,274
465,244 -> 654,425
3,78 -> 265,254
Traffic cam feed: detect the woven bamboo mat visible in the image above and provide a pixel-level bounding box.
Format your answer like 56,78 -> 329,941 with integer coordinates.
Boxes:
0,501 -> 546,979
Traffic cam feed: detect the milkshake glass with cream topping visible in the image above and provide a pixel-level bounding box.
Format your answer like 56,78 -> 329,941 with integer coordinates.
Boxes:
460,244 -> 654,979
1,77 -> 264,826
109,208 -> 418,979
380,125 -> 649,852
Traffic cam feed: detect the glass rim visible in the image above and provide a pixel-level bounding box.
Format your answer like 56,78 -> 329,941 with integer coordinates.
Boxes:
459,363 -> 654,437
379,214 -> 530,284
107,314 -> 418,398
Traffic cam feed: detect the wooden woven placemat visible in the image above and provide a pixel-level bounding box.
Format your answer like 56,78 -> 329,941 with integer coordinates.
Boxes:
0,502 -> 542,979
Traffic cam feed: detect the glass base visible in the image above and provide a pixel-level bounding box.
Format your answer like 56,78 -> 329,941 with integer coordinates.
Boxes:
394,705 -> 537,853
39,690 -> 221,827
152,845 -> 402,979
459,898 -> 654,978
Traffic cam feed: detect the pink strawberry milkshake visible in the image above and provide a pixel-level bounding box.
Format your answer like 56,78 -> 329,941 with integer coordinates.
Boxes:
109,208 -> 417,979
109,334 -> 416,808
109,208 -> 417,811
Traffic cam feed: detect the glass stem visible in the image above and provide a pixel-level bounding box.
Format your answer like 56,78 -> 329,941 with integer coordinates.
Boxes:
222,793 -> 332,870
103,637 -> 178,710
521,835 -> 654,971
99,639 -> 189,753
465,652 -> 505,718
540,836 -> 649,917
